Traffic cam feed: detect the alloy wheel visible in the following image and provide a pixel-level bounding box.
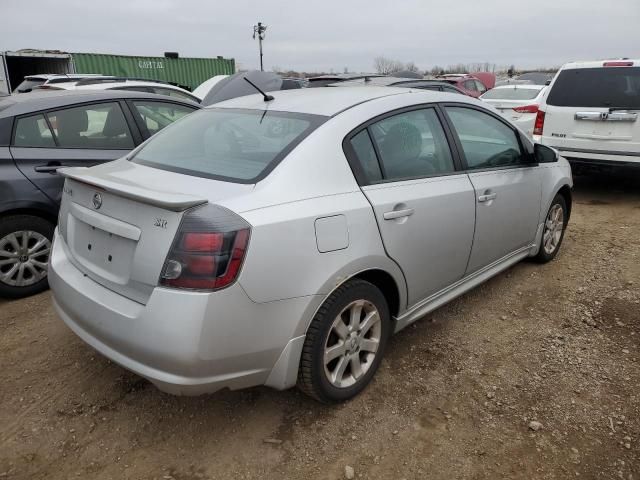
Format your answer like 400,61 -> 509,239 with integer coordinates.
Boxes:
542,204 -> 564,255
0,230 -> 51,287
323,299 -> 382,388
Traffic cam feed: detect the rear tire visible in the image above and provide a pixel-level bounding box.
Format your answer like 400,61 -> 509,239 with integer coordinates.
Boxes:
297,279 -> 391,403
534,194 -> 567,263
0,215 -> 54,299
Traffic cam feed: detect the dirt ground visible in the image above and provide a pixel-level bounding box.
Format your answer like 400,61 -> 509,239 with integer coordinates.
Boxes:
1,169 -> 639,480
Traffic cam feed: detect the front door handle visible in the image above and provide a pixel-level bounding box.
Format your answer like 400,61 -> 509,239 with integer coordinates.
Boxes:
478,192 -> 497,203
383,208 -> 415,220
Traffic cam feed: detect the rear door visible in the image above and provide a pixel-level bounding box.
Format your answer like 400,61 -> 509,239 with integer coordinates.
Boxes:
542,65 -> 640,158
345,106 -> 475,307
443,105 -> 542,273
10,100 -> 141,205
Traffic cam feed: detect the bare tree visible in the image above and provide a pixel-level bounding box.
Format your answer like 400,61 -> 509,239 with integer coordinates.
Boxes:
404,61 -> 420,73
374,56 -> 404,75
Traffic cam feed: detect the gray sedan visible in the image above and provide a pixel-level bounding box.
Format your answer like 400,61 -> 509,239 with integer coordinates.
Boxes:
49,86 -> 572,403
0,90 -> 199,298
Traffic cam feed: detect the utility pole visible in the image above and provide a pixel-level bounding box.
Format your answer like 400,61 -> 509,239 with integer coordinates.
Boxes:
253,22 -> 267,71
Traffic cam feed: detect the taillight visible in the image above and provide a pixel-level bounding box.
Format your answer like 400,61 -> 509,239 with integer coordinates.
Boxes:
533,110 -> 546,136
603,61 -> 633,67
160,204 -> 251,291
512,104 -> 539,114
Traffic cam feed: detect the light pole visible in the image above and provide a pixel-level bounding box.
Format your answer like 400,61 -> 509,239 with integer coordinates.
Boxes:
253,22 -> 267,71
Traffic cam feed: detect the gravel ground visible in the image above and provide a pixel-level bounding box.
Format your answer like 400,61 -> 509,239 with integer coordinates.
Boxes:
1,170 -> 638,480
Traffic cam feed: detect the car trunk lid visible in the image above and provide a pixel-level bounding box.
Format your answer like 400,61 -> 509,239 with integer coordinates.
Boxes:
57,159 -> 254,304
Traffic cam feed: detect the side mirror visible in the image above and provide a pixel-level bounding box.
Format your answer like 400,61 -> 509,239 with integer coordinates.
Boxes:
534,143 -> 559,163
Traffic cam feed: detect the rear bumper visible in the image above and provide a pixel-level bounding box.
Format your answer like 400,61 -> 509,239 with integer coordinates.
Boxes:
541,143 -> 640,166
49,230 -> 318,395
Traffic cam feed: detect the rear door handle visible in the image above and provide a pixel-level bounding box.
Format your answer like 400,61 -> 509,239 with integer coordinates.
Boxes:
34,162 -> 67,174
478,193 -> 497,203
383,208 -> 414,220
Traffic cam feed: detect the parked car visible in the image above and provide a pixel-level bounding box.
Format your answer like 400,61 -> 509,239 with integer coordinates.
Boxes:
49,87 -> 572,403
436,74 -> 494,97
534,59 -> 640,170
0,90 -> 199,298
495,72 -> 555,87
191,75 -> 228,101
13,74 -> 104,93
307,73 -> 384,88
330,76 -> 468,95
38,77 -> 202,104
480,84 -> 547,137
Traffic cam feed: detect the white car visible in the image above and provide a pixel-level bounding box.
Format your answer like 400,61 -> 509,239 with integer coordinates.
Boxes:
13,74 -> 103,93
480,85 -> 547,137
40,77 -> 201,104
534,59 -> 640,170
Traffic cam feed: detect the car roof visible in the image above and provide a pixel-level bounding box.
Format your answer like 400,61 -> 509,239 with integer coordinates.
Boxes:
211,86 -> 468,116
0,89 -> 199,118
560,59 -> 640,70
25,74 -> 101,81
72,80 -> 186,90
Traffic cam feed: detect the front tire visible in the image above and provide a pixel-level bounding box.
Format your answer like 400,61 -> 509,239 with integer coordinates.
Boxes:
534,194 -> 567,263
0,215 -> 54,299
297,279 -> 391,403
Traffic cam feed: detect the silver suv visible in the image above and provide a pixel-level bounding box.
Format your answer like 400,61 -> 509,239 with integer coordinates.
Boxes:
49,87 -> 573,403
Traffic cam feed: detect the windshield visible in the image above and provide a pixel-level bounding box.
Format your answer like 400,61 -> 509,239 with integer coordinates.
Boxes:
547,67 -> 640,108
481,87 -> 542,100
131,108 -> 327,183
14,78 -> 46,93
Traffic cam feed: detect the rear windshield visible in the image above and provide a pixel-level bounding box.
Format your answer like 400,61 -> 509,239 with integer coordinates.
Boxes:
131,108 -> 326,183
481,87 -> 542,100
547,67 -> 640,108
14,78 -> 46,93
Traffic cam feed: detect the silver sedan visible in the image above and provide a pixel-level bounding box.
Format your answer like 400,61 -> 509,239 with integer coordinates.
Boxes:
49,86 -> 573,403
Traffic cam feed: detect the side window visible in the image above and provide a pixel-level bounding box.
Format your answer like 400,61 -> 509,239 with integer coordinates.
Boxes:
463,80 -> 477,91
13,114 -> 56,147
445,86 -> 462,94
47,102 -> 134,149
369,108 -> 454,181
349,130 -> 382,182
445,107 -> 524,169
132,101 -> 195,137
475,80 -> 487,94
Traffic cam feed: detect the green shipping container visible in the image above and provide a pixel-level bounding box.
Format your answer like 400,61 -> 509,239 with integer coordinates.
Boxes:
71,53 -> 235,91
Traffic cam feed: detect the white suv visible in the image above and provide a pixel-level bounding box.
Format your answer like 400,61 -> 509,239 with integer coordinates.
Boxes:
534,59 -> 640,170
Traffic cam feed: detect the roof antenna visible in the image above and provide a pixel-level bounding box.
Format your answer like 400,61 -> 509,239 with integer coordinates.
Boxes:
244,77 -> 274,102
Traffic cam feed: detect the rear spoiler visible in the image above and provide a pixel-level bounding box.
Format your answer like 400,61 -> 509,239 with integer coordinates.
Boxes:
59,167 -> 208,212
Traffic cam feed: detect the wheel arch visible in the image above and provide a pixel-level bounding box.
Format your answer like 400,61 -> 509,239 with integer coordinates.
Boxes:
557,184 -> 572,222
0,204 -> 58,225
265,264 -> 406,391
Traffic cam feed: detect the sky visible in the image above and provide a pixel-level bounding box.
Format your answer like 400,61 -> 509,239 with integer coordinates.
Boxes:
2,0 -> 639,73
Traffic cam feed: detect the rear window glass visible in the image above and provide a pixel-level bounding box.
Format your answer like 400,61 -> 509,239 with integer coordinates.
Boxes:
131,108 -> 326,183
482,87 -> 542,100
547,67 -> 640,108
